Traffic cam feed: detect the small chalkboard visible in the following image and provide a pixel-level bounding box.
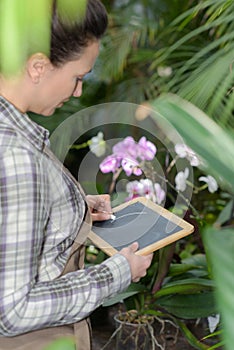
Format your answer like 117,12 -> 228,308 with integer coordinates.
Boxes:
88,197 -> 194,256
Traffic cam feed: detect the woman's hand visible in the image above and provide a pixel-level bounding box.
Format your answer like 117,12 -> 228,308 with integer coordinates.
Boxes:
119,242 -> 153,282
86,196 -> 153,281
86,194 -> 113,221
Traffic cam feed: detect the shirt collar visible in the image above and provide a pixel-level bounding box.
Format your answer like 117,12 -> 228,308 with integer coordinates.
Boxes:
0,96 -> 50,151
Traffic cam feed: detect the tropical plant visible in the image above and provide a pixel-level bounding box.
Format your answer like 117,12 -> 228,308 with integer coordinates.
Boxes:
95,0 -> 234,131
148,94 -> 234,350
96,0 -> 194,104
150,0 -> 234,129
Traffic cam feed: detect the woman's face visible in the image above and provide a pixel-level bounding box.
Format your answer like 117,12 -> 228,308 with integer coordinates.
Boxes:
30,41 -> 100,116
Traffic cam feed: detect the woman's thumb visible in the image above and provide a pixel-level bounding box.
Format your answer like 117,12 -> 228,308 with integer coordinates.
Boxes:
130,241 -> 139,252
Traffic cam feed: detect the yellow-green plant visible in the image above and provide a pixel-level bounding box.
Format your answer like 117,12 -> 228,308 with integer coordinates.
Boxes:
0,0 -> 87,76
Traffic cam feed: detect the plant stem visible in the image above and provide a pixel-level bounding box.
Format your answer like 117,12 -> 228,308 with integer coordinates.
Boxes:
109,167 -> 123,194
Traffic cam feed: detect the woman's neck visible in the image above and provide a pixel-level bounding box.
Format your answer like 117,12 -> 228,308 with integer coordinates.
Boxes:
0,76 -> 28,113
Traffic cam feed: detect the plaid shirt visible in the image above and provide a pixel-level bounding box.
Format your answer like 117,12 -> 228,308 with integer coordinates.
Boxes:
0,97 -> 131,336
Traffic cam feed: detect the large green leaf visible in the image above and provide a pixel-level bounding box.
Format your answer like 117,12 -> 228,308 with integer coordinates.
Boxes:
156,292 -> 217,319
0,0 -> 51,75
148,94 -> 234,349
57,0 -> 87,23
149,94 -> 234,193
154,278 -> 214,297
215,199 -> 234,227
0,0 -> 87,76
168,264 -> 208,277
169,254 -> 208,277
0,0 -> 28,75
102,283 -> 146,307
203,227 -> 234,350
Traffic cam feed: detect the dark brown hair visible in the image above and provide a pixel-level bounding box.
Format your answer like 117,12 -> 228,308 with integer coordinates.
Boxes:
50,0 -> 108,66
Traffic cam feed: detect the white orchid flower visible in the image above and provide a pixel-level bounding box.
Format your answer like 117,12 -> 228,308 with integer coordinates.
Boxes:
89,132 -> 106,157
175,144 -> 200,167
175,168 -> 189,192
154,183 -> 166,205
198,175 -> 218,193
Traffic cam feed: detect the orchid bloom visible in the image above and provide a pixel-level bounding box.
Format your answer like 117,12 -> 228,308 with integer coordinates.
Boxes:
126,178 -> 165,205
113,136 -> 138,159
99,154 -> 122,173
175,168 -> 189,192
126,180 -> 144,200
198,175 -> 218,193
154,183 -> 166,205
137,136 -> 157,161
89,131 -> 106,157
139,179 -> 155,198
126,179 -> 155,201
121,157 -> 142,176
99,136 -> 156,176
175,144 -> 200,167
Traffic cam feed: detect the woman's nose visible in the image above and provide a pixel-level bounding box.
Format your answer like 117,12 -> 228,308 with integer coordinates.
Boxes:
73,80 -> 83,98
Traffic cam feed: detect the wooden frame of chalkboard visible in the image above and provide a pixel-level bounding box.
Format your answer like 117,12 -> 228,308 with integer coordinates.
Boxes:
88,197 -> 194,256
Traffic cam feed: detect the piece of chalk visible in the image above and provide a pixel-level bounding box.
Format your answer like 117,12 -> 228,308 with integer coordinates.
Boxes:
110,214 -> 116,221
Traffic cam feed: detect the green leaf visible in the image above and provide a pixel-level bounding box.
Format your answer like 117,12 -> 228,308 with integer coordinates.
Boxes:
25,0 -> 51,56
156,292 -> 217,319
154,278 -> 214,297
203,227 -> 234,350
175,318 -> 209,350
102,283 -> 146,307
207,342 -> 225,350
169,254 -> 208,277
57,0 -> 87,24
168,263 -> 200,276
0,0 -> 87,75
182,254 -> 207,268
215,199 -> 234,227
203,330 -> 224,349
0,0 -> 26,75
0,0 -> 53,75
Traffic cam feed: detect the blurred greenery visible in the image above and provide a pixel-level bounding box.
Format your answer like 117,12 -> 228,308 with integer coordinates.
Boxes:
203,227 -> 234,350
0,0 -> 50,75
95,0 -> 234,129
0,0 -> 87,76
148,96 -> 234,350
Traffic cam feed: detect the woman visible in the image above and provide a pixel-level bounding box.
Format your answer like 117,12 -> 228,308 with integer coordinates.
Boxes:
0,0 -> 153,349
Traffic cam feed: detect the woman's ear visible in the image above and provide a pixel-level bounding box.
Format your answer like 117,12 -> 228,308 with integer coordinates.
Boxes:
26,53 -> 52,84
